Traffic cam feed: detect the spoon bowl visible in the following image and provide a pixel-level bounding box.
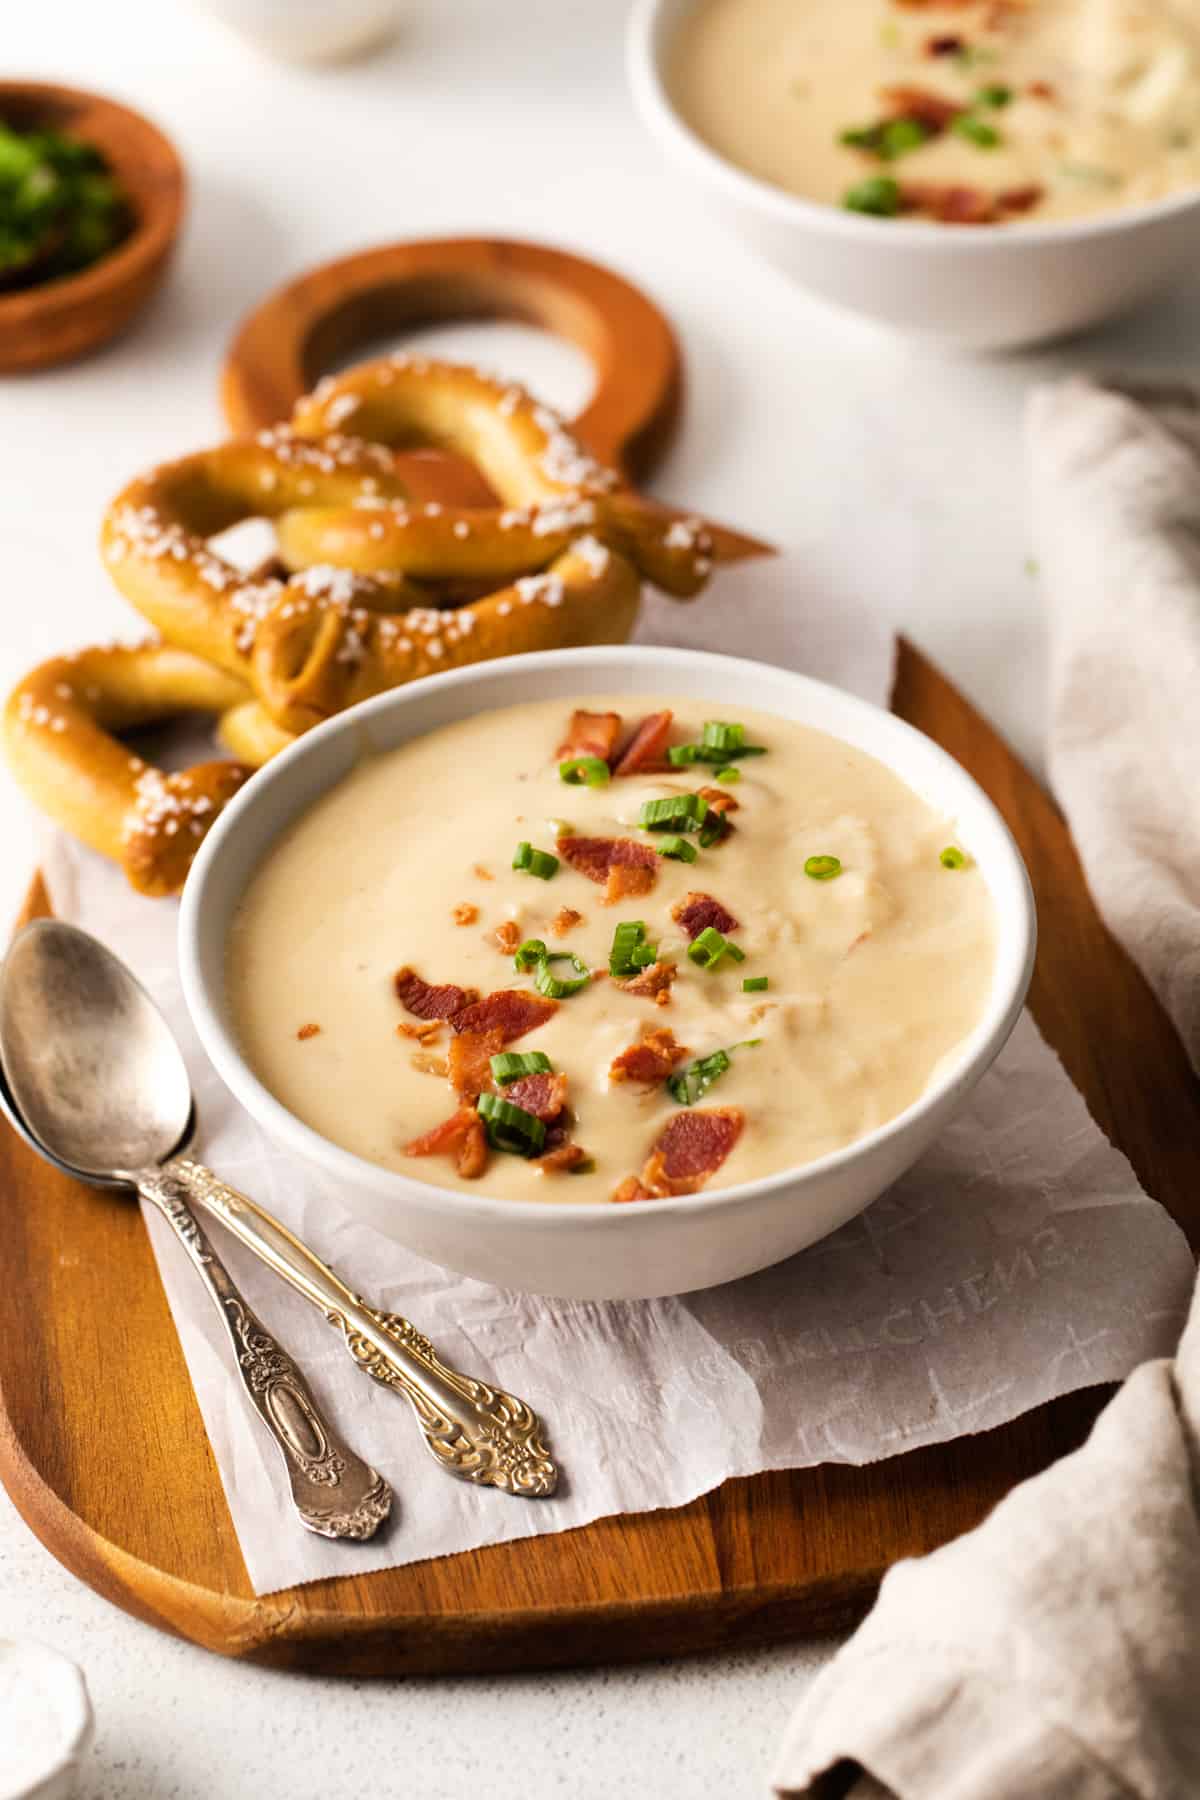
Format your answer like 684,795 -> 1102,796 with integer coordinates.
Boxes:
0,919 -> 191,1182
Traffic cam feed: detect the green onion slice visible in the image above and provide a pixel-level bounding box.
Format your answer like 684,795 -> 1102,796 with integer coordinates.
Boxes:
667,1037 -> 761,1106
490,1050 -> 553,1084
512,842 -> 559,880
698,821 -> 726,849
804,854 -> 842,881
743,975 -> 769,992
702,720 -> 746,752
638,793 -> 709,832
940,846 -> 968,869
533,951 -> 591,999
513,938 -> 548,972
952,114 -> 1001,148
477,1091 -> 547,1155
716,766 -> 741,785
609,920 -> 658,978
687,926 -> 745,971
667,741 -> 767,768
655,835 -> 698,864
559,756 -> 610,788
843,174 -> 903,216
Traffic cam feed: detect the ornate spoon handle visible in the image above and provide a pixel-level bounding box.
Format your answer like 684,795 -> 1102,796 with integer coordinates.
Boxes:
136,1164 -> 392,1541
159,1156 -> 558,1499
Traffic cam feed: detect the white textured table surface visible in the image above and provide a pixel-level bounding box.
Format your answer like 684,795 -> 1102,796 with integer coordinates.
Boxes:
2,2 -> 1198,1795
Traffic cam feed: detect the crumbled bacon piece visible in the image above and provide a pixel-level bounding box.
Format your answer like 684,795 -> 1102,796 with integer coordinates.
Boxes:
296,1022 -> 320,1040
697,785 -> 739,816
404,1105 -> 489,1179
613,710 -> 674,776
558,834 -> 658,881
997,184 -> 1044,214
536,1142 -> 591,1174
550,906 -> 583,937
609,1026 -> 689,1086
604,861 -> 656,905
671,891 -> 739,941
901,181 -> 1044,224
394,966 -> 479,1022
448,1026 -> 505,1098
410,1052 -> 449,1077
880,84 -> 961,131
492,920 -> 522,954
557,709 -> 623,762
397,1018 -> 444,1042
614,959 -> 677,1004
503,1071 -> 569,1122
1027,80 -> 1056,101
452,989 -> 559,1042
926,33 -> 965,55
453,902 -> 479,927
613,1108 -> 744,1202
474,864 -> 494,881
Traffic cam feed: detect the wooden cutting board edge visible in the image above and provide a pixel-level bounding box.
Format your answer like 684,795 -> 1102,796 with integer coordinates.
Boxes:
1,638 -> 1197,1676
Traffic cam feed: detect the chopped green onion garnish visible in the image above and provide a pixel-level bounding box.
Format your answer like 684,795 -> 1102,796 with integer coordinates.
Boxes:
490,1050 -> 553,1084
533,951 -> 591,999
687,926 -> 745,971
844,175 -> 903,216
698,821 -> 726,849
666,744 -> 703,766
667,742 -> 767,768
477,1091 -> 546,1156
975,83 -> 1012,107
804,855 -> 842,881
568,1156 -> 596,1175
513,842 -> 559,880
638,793 -> 709,832
952,114 -> 1001,148
743,976 -> 769,992
513,938 -> 547,972
609,920 -> 658,978
716,766 -> 741,785
656,835 -> 698,864
940,846 -> 968,869
559,755 -> 610,788
702,720 -> 746,752
667,1037 -> 761,1106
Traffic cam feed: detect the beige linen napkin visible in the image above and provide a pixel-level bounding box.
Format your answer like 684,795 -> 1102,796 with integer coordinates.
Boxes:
774,376 -> 1200,1799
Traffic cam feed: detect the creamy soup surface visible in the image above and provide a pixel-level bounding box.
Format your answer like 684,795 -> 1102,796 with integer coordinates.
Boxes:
670,0 -> 1200,224
229,698 -> 997,1206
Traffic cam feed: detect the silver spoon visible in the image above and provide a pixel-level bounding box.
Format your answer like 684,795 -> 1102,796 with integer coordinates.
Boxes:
0,922 -> 392,1543
0,920 -> 557,1500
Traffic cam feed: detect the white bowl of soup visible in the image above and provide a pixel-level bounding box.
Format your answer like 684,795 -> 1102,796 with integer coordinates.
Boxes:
179,646 -> 1034,1300
628,0 -> 1200,348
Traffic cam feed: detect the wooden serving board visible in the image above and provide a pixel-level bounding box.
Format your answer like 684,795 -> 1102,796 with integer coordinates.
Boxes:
2,641 -> 1199,1674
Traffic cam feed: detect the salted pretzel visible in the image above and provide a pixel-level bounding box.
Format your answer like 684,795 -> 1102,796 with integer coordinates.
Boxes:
98,356 -> 762,734
4,645 -> 254,896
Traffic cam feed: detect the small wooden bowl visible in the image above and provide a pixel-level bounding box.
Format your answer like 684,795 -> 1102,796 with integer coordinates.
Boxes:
0,82 -> 185,374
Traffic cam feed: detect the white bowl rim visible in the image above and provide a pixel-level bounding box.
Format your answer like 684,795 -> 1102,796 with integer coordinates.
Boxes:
179,644 -> 1036,1229
627,0 -> 1200,250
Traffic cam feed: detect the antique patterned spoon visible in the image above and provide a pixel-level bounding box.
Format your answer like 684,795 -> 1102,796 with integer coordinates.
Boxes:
0,920 -> 557,1499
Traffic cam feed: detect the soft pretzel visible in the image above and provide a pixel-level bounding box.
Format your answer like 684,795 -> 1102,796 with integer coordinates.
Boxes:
4,644 -> 255,896
98,356 -> 763,733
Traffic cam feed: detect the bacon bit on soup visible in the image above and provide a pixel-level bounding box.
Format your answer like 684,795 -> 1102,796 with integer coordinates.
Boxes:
613,710 -> 674,776
397,1018 -> 444,1042
453,902 -> 479,927
491,920 -> 523,954
1028,79 -> 1057,101
997,184 -> 1044,214
411,1051 -> 449,1078
926,33 -> 965,55
557,708 -> 623,763
452,988 -> 559,1042
550,906 -> 583,937
609,1026 -> 690,1087
698,784 -> 739,816
614,959 -> 678,1005
404,1105 -> 490,1179
612,1107 -> 744,1202
296,1022 -> 321,1040
879,85 -> 962,132
474,864 -> 495,881
558,834 -> 658,888
535,1142 -> 592,1175
448,1026 -> 505,1098
671,892 -> 740,940
503,1071 -> 569,1122
604,861 -> 656,905
901,180 -> 1044,223
394,966 -> 480,1022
